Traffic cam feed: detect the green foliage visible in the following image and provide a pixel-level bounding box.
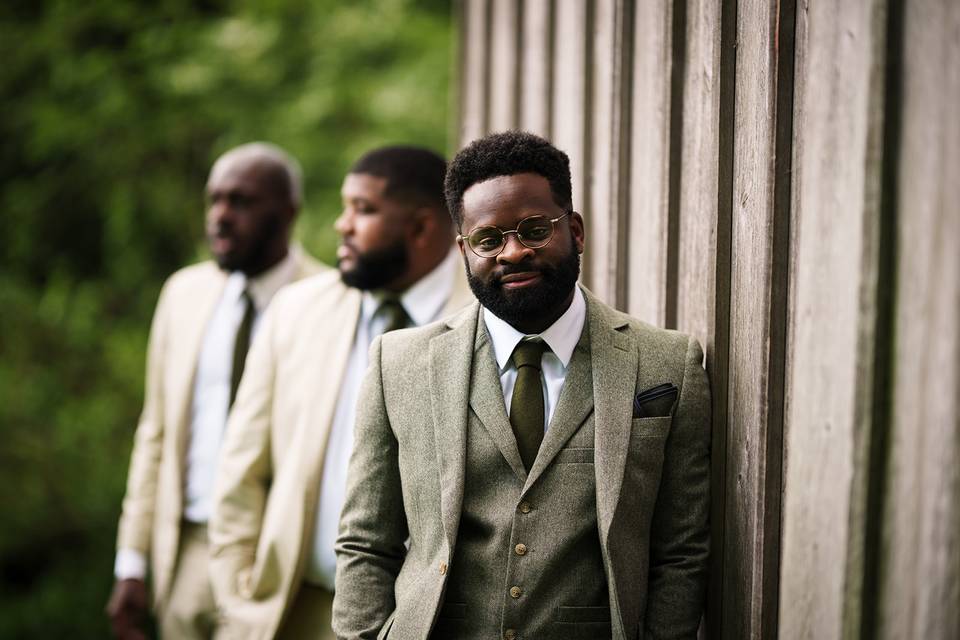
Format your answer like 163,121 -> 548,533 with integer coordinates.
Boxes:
0,0 -> 452,635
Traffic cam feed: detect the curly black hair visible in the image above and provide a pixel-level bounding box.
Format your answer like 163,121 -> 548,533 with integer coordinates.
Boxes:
351,145 -> 448,214
444,131 -> 572,229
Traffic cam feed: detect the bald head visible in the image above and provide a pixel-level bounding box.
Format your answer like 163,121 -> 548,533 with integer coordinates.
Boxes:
205,142 -> 302,276
209,142 -> 303,210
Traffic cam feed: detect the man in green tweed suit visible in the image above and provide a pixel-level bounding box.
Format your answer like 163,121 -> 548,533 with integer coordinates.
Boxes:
333,131 -> 711,640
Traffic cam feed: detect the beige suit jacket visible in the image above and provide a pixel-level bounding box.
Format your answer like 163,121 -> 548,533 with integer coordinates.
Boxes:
115,248 -> 325,608
333,287 -> 711,640
208,263 -> 473,639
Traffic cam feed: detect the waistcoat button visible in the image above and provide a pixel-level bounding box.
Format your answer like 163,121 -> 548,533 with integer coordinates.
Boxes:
515,543 -> 527,556
509,585 -> 522,598
518,501 -> 532,514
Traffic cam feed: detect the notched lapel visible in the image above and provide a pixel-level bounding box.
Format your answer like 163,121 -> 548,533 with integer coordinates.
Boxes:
469,326 -> 528,482
523,330 -> 594,491
430,306 -> 479,550
589,300 -> 637,542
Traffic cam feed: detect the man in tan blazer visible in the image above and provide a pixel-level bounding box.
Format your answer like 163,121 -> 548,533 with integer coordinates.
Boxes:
209,146 -> 473,639
333,132 -> 711,639
106,143 -> 325,639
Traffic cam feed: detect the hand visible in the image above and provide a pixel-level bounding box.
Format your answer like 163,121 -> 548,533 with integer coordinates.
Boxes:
105,578 -> 149,640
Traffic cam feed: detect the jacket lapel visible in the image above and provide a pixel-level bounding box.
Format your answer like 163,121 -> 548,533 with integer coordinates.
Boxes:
585,290 -> 637,542
429,303 -> 480,550
302,285 -> 362,482
522,325 -> 594,491
470,325 -> 528,481
173,266 -> 228,465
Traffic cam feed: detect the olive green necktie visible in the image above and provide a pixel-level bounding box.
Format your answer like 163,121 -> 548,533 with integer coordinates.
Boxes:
510,339 -> 549,471
380,297 -> 411,334
229,290 -> 255,409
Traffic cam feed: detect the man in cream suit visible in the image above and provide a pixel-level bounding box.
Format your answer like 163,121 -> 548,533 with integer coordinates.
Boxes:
107,143 -> 325,639
209,146 -> 473,639
334,132 -> 711,640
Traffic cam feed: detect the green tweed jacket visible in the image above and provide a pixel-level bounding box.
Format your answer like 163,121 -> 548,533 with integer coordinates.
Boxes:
334,287 -> 711,640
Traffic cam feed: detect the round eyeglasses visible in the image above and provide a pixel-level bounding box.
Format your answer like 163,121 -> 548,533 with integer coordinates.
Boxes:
457,211 -> 571,258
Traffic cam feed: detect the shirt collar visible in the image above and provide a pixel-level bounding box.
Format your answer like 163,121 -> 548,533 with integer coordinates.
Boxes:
361,246 -> 460,326
483,285 -> 586,372
227,245 -> 300,311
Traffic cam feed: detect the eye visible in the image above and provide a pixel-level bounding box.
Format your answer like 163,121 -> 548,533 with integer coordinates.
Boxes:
519,219 -> 552,242
471,228 -> 503,250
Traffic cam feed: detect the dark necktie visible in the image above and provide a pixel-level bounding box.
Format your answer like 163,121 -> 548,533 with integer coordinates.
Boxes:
229,290 -> 255,408
380,297 -> 411,334
510,339 -> 549,471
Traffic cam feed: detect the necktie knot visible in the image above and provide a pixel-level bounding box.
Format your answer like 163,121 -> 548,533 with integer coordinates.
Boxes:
512,338 -> 548,370
379,297 -> 410,334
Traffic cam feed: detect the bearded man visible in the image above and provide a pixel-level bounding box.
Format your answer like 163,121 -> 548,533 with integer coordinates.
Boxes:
333,132 -> 711,640
208,146 -> 471,640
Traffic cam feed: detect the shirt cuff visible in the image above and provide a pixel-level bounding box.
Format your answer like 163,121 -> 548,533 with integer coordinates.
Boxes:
114,548 -> 148,580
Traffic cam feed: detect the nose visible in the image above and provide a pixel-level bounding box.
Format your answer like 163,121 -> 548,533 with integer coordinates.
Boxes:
208,198 -> 232,227
496,232 -> 535,265
334,208 -> 353,236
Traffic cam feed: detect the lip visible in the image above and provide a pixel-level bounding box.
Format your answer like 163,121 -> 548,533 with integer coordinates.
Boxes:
336,244 -> 355,261
499,271 -> 542,288
210,236 -> 236,253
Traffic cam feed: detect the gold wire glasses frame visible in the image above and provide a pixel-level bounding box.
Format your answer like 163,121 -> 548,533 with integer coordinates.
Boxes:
458,211 -> 572,258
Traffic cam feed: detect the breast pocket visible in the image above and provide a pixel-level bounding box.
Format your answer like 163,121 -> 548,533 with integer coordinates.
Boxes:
629,416 -> 671,447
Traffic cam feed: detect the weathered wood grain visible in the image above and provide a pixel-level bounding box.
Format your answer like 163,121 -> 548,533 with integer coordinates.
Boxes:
519,0 -> 554,137
779,0 -> 889,637
878,0 -> 960,637
488,0 -> 520,132
626,0 -> 672,325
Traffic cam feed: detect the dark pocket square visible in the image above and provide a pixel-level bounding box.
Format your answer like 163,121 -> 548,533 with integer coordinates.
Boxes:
633,383 -> 679,418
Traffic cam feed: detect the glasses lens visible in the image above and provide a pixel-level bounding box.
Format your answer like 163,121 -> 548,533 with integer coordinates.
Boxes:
469,227 -> 505,256
517,216 -> 554,247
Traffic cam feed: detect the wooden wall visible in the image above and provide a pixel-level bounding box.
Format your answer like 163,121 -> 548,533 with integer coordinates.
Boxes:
455,0 -> 959,638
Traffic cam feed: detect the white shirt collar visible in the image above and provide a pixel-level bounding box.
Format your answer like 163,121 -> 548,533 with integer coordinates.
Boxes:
228,245 -> 300,311
483,285 -> 586,371
360,247 -> 460,325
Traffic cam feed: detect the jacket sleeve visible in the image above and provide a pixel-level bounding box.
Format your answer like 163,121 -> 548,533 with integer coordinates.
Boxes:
207,300 -> 280,627
332,336 -> 408,639
644,336 -> 711,639
115,279 -> 172,556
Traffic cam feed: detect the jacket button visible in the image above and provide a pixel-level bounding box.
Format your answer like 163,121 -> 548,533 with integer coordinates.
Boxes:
504,630 -> 517,640
439,562 -> 447,575
509,586 -> 522,598
518,501 -> 532,514
515,543 -> 527,556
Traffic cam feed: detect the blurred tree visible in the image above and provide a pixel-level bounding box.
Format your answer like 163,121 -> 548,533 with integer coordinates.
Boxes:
0,0 -> 452,636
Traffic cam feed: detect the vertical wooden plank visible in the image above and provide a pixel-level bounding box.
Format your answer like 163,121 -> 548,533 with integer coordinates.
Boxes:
460,0 -> 492,147
587,0 -> 632,307
488,0 -> 521,132
626,0 -> 672,325
723,0 -> 793,637
779,0 -> 889,637
675,0 -> 721,347
551,0 -> 590,240
879,0 -> 960,637
520,0 -> 554,137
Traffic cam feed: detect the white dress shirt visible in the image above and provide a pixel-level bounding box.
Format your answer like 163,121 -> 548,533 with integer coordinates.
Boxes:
305,249 -> 460,590
115,250 -> 299,580
482,286 -> 586,430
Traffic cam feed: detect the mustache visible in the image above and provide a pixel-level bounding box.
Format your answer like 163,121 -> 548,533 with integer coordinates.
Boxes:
489,262 -> 551,286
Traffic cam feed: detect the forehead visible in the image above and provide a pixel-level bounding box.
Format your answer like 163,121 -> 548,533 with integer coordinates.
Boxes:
461,173 -> 558,227
341,172 -> 389,200
207,157 -> 271,193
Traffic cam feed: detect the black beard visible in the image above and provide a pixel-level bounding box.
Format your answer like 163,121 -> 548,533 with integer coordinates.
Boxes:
465,248 -> 580,329
339,241 -> 410,290
211,214 -> 281,275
